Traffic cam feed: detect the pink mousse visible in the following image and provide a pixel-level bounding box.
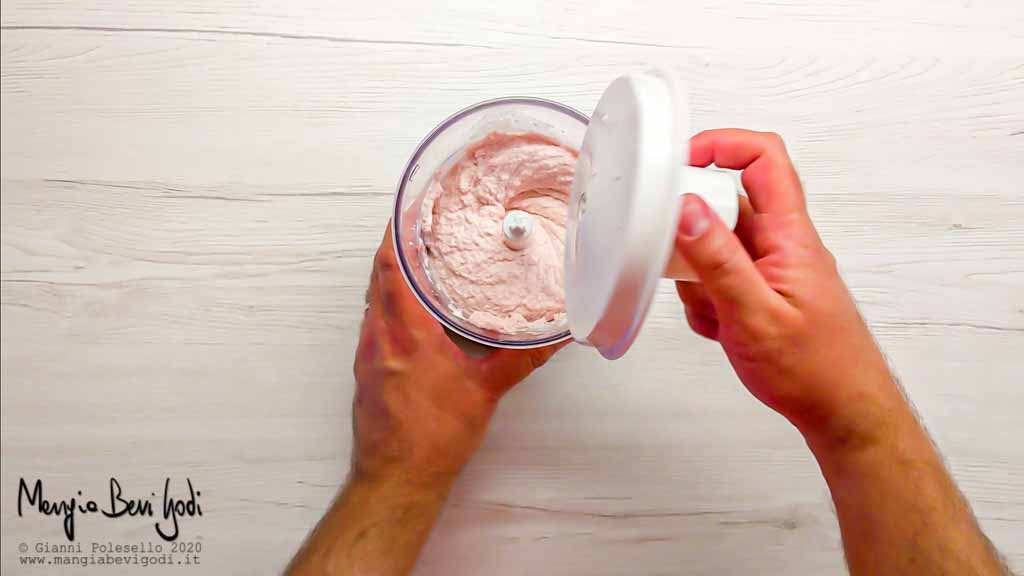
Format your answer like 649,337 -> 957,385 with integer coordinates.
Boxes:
420,132 -> 576,333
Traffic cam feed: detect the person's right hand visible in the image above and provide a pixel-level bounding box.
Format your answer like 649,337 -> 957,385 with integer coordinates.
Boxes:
675,129 -> 902,451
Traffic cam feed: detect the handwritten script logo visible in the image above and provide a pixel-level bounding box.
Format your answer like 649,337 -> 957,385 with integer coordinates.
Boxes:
17,477 -> 203,541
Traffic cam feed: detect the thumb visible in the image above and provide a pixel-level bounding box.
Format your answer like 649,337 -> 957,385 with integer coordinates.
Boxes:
675,194 -> 777,319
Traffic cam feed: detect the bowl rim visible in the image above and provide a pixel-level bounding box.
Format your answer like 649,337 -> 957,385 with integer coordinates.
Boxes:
391,96 -> 589,349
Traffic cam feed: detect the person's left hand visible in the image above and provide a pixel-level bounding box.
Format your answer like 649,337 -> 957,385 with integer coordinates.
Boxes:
351,225 -> 565,492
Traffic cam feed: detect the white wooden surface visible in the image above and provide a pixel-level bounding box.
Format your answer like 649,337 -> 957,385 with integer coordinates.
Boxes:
2,1 -> 1022,574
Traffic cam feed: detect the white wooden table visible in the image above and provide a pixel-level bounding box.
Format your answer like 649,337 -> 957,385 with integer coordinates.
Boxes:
2,2 -> 1022,573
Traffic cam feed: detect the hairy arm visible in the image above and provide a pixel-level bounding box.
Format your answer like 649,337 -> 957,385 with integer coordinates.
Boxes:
288,476 -> 449,575
806,380 -> 1006,575
675,128 -> 1007,575
286,226 -> 562,575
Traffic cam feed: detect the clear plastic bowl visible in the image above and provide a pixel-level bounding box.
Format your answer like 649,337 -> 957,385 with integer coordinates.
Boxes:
392,97 -> 589,349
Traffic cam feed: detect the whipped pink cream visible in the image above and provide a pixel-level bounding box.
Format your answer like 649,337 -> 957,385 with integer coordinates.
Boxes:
420,132 -> 576,333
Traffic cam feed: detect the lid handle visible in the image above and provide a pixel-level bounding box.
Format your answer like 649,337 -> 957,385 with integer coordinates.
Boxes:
662,167 -> 742,280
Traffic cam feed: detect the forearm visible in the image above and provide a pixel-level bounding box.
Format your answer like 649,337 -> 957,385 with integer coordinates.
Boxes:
287,474 -> 451,576
804,383 -> 1005,575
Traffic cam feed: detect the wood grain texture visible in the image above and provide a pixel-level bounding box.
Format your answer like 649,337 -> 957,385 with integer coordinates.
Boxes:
2,1 -> 1022,574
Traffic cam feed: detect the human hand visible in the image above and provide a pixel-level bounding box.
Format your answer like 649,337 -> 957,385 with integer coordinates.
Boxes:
674,129 -> 901,450
351,225 -> 564,492
287,226 -> 563,575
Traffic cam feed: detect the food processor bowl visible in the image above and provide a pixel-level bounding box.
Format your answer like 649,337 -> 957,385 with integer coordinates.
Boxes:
392,98 -> 589,349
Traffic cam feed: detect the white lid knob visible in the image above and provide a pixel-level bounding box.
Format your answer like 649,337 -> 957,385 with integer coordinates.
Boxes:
502,209 -> 535,250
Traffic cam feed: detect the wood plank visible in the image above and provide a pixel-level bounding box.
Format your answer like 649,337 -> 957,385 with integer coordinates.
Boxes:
2,1 -> 1022,573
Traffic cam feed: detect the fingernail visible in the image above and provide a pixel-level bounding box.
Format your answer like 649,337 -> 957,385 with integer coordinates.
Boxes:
678,194 -> 710,239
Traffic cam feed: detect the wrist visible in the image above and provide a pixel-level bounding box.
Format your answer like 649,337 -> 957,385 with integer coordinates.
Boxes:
346,465 -> 456,503
331,472 -> 451,537
802,399 -> 915,467
291,462 -> 453,575
803,396 -> 943,516
795,370 -> 912,461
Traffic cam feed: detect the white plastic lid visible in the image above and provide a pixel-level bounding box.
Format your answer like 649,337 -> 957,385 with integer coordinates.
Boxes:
564,69 -> 692,359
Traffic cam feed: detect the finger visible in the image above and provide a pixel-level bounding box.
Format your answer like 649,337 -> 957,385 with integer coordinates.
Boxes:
476,340 -> 568,398
676,281 -> 720,340
371,224 -> 415,317
734,194 -> 761,257
361,266 -> 418,358
675,193 -> 784,321
354,306 -> 384,379
675,281 -> 716,319
371,224 -> 442,333
684,306 -> 720,341
689,129 -> 804,215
